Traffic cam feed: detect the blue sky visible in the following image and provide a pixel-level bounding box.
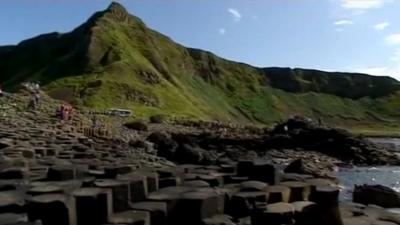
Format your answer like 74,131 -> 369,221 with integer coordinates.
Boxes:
1,0 -> 400,79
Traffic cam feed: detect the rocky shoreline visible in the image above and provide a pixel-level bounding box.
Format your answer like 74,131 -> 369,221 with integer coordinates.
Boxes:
1,93 -> 400,225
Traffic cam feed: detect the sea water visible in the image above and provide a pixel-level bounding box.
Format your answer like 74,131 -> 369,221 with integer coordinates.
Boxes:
338,138 -> 400,201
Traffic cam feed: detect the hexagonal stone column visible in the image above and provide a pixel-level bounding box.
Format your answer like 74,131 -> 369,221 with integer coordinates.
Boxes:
104,165 -> 133,179
198,174 -> 223,187
130,201 -> 167,225
47,166 -> 75,181
250,161 -> 276,185
27,186 -> 64,196
172,191 -> 220,225
240,181 -> 268,192
251,202 -> 295,225
0,191 -> 25,214
237,160 -> 253,177
137,172 -> 158,193
219,164 -> 236,174
0,168 -> 25,180
281,181 -> 311,202
292,201 -> 319,225
195,187 -> 230,215
146,190 -> 181,216
118,174 -> 148,203
313,186 -> 343,225
184,180 -> 210,188
158,177 -> 181,189
73,188 -> 112,225
306,178 -> 335,201
228,192 -> 267,218
266,186 -> 291,203
26,194 -> 75,225
94,180 -> 130,212
0,212 -> 29,224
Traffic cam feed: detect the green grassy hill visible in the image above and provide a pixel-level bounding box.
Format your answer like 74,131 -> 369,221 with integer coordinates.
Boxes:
1,2 -> 400,132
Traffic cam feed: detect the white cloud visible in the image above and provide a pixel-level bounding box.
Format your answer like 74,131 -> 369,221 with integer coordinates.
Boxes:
354,48 -> 400,80
355,65 -> 400,80
386,34 -> 400,45
219,28 -> 226,35
228,8 -> 242,22
390,49 -> 400,62
340,0 -> 391,9
373,22 -> 390,31
334,20 -> 354,25
352,48 -> 400,80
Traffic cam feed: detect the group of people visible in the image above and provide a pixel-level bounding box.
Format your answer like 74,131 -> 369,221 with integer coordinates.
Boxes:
22,82 -> 75,121
0,81 -> 78,123
56,104 -> 74,121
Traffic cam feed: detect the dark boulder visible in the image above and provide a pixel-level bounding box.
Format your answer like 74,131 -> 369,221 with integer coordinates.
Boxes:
171,133 -> 197,147
124,120 -> 148,131
272,118 -> 314,134
174,143 -> 217,165
0,168 -> 24,179
175,144 -> 204,164
149,114 -> 166,124
147,132 -> 178,159
128,140 -> 147,148
353,184 -> 400,208
264,134 -> 294,149
266,119 -> 400,166
0,142 -> 9,150
284,159 -> 306,174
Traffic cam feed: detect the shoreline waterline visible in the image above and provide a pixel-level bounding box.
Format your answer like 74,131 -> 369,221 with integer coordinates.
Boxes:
338,138 -> 400,201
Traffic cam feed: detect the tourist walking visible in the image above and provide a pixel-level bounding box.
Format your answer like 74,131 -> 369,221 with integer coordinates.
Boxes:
34,90 -> 40,106
29,93 -> 38,110
57,104 -> 74,120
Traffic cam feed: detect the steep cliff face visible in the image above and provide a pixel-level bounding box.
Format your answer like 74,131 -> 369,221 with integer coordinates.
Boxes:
1,2 -> 400,129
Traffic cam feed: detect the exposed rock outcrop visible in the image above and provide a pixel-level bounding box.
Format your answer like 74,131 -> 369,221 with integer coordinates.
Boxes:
266,118 -> 399,166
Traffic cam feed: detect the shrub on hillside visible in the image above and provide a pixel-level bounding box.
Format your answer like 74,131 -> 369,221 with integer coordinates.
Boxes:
124,120 -> 148,131
149,114 -> 166,124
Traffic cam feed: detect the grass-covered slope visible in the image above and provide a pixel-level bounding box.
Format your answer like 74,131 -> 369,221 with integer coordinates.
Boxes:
1,2 -> 400,131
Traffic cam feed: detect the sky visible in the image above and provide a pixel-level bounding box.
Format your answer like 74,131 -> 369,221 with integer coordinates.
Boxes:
1,0 -> 400,80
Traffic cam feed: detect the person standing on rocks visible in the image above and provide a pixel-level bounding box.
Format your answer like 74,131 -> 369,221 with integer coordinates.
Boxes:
318,118 -> 323,126
61,105 -> 67,120
91,114 -> 99,128
34,90 -> 40,107
66,104 -> 74,120
29,93 -> 37,111
34,82 -> 40,91
284,125 -> 289,133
